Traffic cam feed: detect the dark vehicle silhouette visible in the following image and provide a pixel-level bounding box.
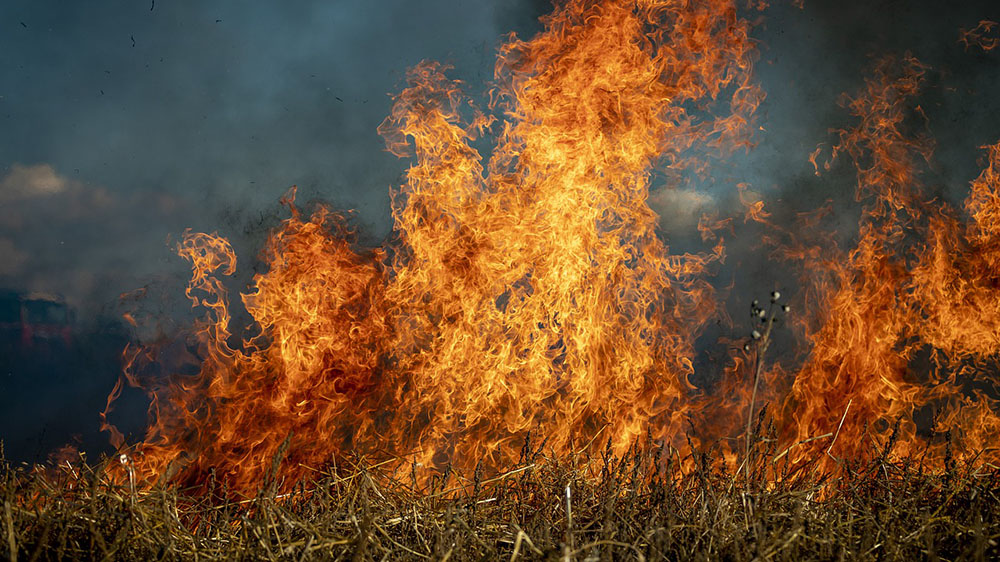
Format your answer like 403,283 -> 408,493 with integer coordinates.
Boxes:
0,290 -> 74,355
1,290 -> 134,463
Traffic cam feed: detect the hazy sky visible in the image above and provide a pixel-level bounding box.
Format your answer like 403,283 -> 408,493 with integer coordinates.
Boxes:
1,0 -> 998,317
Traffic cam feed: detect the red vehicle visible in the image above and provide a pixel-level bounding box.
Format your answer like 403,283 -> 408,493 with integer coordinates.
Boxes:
0,290 -> 74,352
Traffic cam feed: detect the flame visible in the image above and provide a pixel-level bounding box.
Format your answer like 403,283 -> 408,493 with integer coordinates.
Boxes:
960,20 -> 999,52
104,0 -> 761,494
101,1 -> 1000,496
772,55 -> 1000,472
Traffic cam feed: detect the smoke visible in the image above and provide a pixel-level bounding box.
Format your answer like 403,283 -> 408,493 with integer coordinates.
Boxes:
0,0 -> 528,312
667,0 -> 1000,342
0,163 -> 185,315
743,0 -> 1000,211
2,0 -> 992,314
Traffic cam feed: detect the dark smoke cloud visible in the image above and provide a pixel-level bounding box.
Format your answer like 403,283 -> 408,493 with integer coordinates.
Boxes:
668,0 -> 1000,293
0,0 -> 526,313
748,0 -> 1000,202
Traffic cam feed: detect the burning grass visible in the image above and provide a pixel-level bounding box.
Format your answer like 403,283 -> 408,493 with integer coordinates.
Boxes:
3,434 -> 998,561
91,0 -> 1000,498
6,1 -> 1000,558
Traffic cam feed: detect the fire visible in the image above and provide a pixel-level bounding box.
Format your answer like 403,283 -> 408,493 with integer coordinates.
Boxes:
770,55 -> 1000,472
960,20 -> 999,52
101,0 -> 999,496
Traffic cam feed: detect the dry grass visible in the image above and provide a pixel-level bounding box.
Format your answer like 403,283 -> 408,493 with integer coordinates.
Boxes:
2,431 -> 999,562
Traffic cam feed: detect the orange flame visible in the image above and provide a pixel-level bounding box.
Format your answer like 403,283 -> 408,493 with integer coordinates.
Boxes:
104,0 -> 762,494
772,55 -> 1000,472
960,20 -> 999,52
101,1 -> 1000,496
